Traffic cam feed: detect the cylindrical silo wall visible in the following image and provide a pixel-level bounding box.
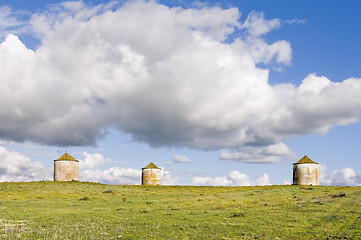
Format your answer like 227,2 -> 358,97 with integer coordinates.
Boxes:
293,163 -> 319,185
54,160 -> 79,181
142,168 -> 161,185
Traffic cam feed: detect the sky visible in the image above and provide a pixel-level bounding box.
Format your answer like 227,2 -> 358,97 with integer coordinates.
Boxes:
0,0 -> 361,186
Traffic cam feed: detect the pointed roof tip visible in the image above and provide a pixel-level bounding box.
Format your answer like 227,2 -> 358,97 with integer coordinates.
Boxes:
294,155 -> 319,164
143,162 -> 161,169
56,152 -> 78,161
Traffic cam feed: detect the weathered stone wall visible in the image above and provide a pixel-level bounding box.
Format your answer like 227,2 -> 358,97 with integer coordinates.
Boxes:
142,168 -> 161,185
293,163 -> 319,185
54,160 -> 79,181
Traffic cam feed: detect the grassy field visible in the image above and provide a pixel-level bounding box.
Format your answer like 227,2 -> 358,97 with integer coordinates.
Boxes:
0,181 -> 360,239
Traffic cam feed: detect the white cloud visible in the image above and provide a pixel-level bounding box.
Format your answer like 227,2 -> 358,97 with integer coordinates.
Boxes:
274,74 -> 361,136
319,164 -> 332,185
239,12 -> 291,66
161,169 -> 179,185
330,168 -> 358,186
0,144 -> 177,185
319,164 -> 361,186
285,18 -> 307,25
190,170 -> 270,186
79,165 -> 178,185
164,155 -> 192,166
0,1 -> 360,162
173,155 -> 191,163
77,152 -> 177,185
80,167 -> 141,185
163,161 -> 174,166
242,11 -> 280,36
191,176 -> 233,186
79,152 -> 111,169
0,6 -> 29,37
283,179 -> 292,185
78,151 -> 140,184
220,142 -> 297,163
0,146 -> 51,182
228,170 -> 251,186
190,176 -> 212,186
256,173 -> 270,185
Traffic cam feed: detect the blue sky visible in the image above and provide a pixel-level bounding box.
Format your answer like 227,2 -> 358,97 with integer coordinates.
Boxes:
0,0 -> 360,186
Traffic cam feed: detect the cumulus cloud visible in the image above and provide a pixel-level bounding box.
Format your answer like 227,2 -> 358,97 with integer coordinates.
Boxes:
319,164 -> 361,186
283,179 -> 292,185
191,176 -> 233,186
190,170 -> 269,186
256,173 -> 270,185
77,152 -> 177,185
330,168 -> 358,186
161,169 -> 179,185
228,170 -> 251,186
318,164 -> 332,185
220,142 -> 297,163
80,166 -> 178,185
81,167 -> 141,185
240,11 -> 291,66
78,151 -> 142,184
0,144 -> 175,185
0,0 -> 360,163
0,145 -> 50,182
79,151 -> 111,169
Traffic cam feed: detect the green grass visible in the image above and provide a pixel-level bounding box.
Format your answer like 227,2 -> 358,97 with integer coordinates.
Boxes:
0,182 -> 360,239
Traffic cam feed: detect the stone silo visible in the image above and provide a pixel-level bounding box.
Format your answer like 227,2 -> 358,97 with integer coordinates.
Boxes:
54,152 -> 79,181
293,155 -> 319,186
142,162 -> 161,185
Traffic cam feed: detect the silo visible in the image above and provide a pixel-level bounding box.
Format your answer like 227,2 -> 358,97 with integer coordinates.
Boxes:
142,162 -> 161,185
293,155 -> 319,186
54,152 -> 79,181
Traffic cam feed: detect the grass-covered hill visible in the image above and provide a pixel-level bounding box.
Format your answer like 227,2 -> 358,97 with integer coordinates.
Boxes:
0,181 -> 360,239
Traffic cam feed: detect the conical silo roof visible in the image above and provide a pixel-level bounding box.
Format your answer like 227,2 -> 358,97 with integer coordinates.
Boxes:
143,162 -> 160,169
56,152 -> 78,161
294,155 -> 318,165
